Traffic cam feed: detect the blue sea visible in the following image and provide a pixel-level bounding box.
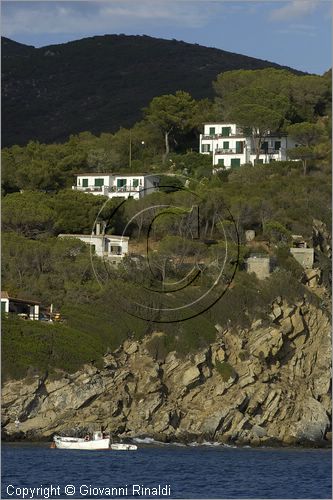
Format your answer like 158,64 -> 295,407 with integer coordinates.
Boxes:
1,441 -> 331,499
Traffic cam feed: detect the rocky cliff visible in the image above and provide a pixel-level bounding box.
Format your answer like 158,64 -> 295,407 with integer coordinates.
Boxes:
2,298 -> 331,446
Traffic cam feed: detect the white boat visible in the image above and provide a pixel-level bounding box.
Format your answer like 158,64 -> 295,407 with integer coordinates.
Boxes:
110,443 -> 137,451
53,431 -> 137,451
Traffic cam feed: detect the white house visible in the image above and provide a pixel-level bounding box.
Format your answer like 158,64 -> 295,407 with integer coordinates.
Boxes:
72,173 -> 160,199
58,226 -> 129,265
200,123 -> 296,168
1,291 -> 40,320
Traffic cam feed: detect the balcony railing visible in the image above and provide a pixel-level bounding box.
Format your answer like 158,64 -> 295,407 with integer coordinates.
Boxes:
72,185 -> 143,193
250,148 -> 284,155
202,130 -> 243,140
109,186 -> 141,192
215,148 -> 244,155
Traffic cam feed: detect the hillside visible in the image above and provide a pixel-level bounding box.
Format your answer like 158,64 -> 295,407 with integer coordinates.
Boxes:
2,34 -> 305,146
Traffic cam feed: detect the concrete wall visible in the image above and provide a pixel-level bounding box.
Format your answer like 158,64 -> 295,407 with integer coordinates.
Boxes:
58,235 -> 129,259
246,256 -> 271,280
1,298 -> 9,313
290,248 -> 314,269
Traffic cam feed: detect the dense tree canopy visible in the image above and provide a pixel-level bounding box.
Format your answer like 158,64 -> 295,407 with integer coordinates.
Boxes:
144,91 -> 198,160
1,67 -> 331,378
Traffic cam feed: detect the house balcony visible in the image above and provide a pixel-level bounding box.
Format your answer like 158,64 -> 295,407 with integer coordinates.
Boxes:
250,148 -> 284,155
72,185 -> 143,193
72,185 -> 105,192
202,130 -> 244,140
215,148 -> 244,155
109,186 -> 142,193
250,148 -> 286,158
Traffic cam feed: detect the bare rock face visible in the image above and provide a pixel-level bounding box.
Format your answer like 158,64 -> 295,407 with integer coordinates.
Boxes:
2,299 -> 331,446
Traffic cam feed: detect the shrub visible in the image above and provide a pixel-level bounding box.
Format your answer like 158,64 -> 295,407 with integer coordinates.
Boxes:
215,361 -> 236,381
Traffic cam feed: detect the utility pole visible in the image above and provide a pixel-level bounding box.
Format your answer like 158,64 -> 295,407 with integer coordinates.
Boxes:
129,130 -> 132,169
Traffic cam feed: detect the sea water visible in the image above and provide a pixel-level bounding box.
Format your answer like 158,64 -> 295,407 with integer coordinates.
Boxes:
1,442 -> 331,499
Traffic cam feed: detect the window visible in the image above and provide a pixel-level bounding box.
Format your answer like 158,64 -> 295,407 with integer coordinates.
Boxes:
231,158 -> 241,167
82,178 -> 88,187
91,244 -> 96,253
222,127 -> 231,137
217,159 -> 224,166
275,141 -> 281,150
201,144 -> 211,153
209,127 -> 216,135
117,178 -> 127,189
262,142 -> 268,153
223,141 -> 229,149
94,178 -> 104,187
110,245 -> 122,255
132,179 -> 139,188
236,141 -> 244,154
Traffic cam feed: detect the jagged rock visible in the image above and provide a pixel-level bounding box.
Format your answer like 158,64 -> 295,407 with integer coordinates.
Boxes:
211,344 -> 226,365
194,349 -> 208,366
290,309 -> 305,338
249,328 -> 283,359
1,300 -> 331,447
291,397 -> 330,442
312,219 -> 332,257
239,374 -> 256,388
251,319 -> 263,329
123,340 -> 139,355
303,268 -> 321,288
252,424 -> 267,438
182,366 -> 201,387
199,409 -> 228,435
280,317 -> 293,335
269,305 -> 283,321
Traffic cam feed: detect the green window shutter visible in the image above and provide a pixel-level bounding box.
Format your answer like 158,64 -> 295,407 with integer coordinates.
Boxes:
236,141 -> 243,153
222,127 -> 231,137
223,141 -> 229,149
117,178 -> 127,188
1,301 -> 6,312
231,158 -> 241,167
94,178 -> 104,186
133,179 -> 139,188
82,178 -> 88,187
262,142 -> 268,152
275,141 -> 281,150
217,159 -> 224,166
209,127 -> 216,135
254,159 -> 264,165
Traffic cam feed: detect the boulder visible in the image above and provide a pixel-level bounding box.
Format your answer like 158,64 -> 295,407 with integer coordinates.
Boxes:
292,397 -> 330,442
123,340 -> 139,355
182,366 -> 201,387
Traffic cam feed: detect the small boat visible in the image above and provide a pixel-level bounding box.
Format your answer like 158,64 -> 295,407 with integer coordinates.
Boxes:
110,443 -> 137,451
53,431 -> 137,451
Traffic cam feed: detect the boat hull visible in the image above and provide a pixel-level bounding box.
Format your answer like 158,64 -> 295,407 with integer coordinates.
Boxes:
110,443 -> 137,451
54,436 -> 110,450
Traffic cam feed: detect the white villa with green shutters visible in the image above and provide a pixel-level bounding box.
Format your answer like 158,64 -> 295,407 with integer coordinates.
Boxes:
72,173 -> 160,199
200,123 -> 296,168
